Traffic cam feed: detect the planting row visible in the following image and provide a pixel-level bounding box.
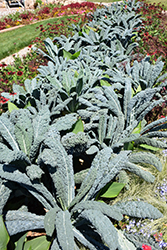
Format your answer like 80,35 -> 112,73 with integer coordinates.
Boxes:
0,0 -> 167,249
0,0 -> 167,123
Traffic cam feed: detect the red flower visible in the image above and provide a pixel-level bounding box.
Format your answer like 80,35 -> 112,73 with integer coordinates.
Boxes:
0,97 -> 9,104
7,71 -> 15,75
0,63 -> 7,67
144,32 -> 149,36
154,232 -> 163,242
149,50 -> 157,56
17,71 -> 23,76
142,244 -> 152,250
125,5 -> 127,9
143,37 -> 149,41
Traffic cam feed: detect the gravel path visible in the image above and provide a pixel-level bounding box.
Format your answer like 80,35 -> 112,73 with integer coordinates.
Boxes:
0,7 -> 27,18
0,45 -> 36,65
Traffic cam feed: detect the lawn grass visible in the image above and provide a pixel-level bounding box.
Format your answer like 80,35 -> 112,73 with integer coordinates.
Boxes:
0,15 -> 73,60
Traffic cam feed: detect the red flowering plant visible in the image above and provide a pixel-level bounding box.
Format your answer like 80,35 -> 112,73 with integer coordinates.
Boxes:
133,0 -> 167,73
32,14 -> 89,54
130,0 -> 167,124
0,53 -> 47,113
0,20 -> 6,30
0,93 -> 17,113
142,244 -> 152,250
145,98 -> 167,124
0,64 -> 24,92
0,49 -> 48,94
0,2 -> 98,31
0,96 -> 9,104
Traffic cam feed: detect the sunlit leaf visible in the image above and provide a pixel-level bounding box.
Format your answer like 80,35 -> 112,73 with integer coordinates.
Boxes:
0,215 -> 10,250
15,232 -> 27,250
72,117 -> 84,134
100,80 -> 111,86
139,144 -> 160,151
24,101 -> 32,109
8,101 -> 19,113
99,182 -> 125,198
23,236 -> 51,250
63,50 -> 80,61
136,85 -> 142,93
63,50 -> 73,60
132,121 -> 141,134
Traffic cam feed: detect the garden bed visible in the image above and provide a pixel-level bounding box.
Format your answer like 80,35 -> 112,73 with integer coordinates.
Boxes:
0,1 -> 167,249
0,2 -> 99,30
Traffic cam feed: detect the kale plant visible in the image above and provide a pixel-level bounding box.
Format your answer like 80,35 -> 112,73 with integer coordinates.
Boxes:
0,109 -> 163,249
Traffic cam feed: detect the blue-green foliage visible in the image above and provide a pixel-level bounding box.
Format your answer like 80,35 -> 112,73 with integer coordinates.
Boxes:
0,0 -> 167,249
0,110 -> 164,249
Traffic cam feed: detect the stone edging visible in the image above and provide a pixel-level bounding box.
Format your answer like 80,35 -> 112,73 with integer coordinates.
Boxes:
0,44 -> 36,65
0,24 -> 25,33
